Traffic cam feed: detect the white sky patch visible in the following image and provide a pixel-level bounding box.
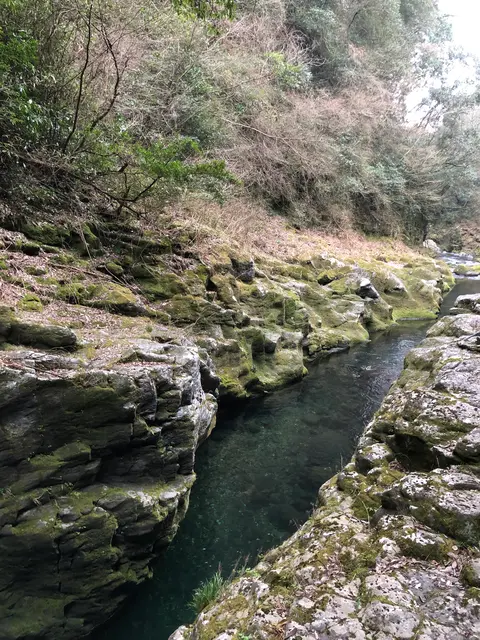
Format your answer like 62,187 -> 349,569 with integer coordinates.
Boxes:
406,0 -> 479,122
439,0 -> 480,58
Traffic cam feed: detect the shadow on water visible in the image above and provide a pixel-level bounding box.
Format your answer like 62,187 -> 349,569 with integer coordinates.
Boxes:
97,277 -> 479,640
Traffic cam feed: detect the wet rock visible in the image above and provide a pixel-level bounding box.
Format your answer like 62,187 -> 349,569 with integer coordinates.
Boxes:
452,292 -> 480,314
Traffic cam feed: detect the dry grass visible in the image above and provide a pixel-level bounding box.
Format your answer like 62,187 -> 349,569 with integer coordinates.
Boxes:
165,196 -> 425,264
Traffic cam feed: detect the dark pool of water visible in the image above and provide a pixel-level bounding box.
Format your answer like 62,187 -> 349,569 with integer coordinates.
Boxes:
98,278 -> 479,640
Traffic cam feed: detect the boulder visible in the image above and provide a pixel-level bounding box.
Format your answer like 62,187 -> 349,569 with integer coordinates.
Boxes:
452,292 -> 480,314
423,239 -> 441,254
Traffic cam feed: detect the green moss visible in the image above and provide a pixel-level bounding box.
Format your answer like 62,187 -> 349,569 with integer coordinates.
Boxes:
391,307 -> 437,322
105,261 -> 124,276
22,222 -> 71,247
18,293 -> 43,312
339,541 -> 378,580
56,282 -> 138,312
137,272 -> 199,300
15,239 -> 41,256
163,295 -> 234,328
196,594 -> 250,640
25,265 -> 47,276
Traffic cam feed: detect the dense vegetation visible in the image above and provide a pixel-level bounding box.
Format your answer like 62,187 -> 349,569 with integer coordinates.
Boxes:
1,0 -> 479,242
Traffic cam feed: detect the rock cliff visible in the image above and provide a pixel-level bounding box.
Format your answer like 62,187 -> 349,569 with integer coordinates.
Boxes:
172,294 -> 480,640
0,331 -> 217,639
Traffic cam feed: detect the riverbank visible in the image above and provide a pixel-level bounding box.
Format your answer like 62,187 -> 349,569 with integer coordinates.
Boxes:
172,292 -> 480,640
0,211 -> 455,402
0,210 -> 456,639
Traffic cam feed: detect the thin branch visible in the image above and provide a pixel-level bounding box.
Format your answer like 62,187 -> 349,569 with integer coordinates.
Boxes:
63,3 -> 93,153
74,25 -> 127,154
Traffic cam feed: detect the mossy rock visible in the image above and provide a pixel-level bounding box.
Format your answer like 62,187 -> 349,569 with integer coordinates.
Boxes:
57,282 -> 142,315
72,223 -> 102,256
209,274 -> 238,306
162,295 -> 235,328
104,261 -> 124,276
454,263 -> 480,277
306,322 -> 369,359
248,347 -> 306,393
18,293 -> 43,312
137,271 -> 204,301
9,321 -> 78,349
14,240 -> 41,256
21,222 -> 71,247
363,298 -> 393,332
317,266 -> 352,285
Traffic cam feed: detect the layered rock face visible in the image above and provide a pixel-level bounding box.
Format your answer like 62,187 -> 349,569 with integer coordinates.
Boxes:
0,336 -> 217,640
173,296 -> 480,640
0,219 -> 454,402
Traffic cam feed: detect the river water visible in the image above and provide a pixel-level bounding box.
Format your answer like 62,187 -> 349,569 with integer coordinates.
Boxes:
98,276 -> 479,640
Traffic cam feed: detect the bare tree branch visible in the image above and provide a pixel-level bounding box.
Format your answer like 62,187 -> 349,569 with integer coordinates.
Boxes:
62,2 -> 93,153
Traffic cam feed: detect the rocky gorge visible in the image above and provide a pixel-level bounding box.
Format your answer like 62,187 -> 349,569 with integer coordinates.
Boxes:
171,292 -> 480,640
0,213 -> 467,640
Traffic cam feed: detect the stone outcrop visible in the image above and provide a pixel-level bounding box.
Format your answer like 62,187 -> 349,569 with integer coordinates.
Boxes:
0,219 -> 455,402
0,337 -> 217,640
172,295 -> 480,640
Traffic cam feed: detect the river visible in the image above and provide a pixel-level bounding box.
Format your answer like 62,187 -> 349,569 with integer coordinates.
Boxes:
96,274 -> 480,640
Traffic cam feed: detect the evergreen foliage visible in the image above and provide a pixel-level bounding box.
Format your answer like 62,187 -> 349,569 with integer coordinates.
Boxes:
0,0 -> 479,240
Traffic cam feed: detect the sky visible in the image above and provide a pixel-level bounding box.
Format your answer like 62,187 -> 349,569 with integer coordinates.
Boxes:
438,0 -> 480,58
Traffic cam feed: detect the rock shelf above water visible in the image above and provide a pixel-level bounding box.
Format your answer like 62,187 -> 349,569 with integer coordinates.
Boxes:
0,339 -> 217,640
172,295 -> 480,640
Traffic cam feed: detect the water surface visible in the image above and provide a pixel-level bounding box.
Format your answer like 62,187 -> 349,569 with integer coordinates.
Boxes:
99,277 -> 478,640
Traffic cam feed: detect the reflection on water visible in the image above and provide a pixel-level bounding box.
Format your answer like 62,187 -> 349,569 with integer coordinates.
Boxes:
98,277 -> 479,640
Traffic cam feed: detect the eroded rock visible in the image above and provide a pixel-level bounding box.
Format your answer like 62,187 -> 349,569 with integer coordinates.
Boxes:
172,311 -> 480,640
0,339 -> 218,640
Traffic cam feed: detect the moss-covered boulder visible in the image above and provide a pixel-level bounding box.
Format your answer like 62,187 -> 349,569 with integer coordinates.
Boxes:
9,322 -> 78,349
57,282 -> 144,315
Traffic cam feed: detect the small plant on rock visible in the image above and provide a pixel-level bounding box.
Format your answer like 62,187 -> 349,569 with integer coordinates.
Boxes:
190,570 -> 225,613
